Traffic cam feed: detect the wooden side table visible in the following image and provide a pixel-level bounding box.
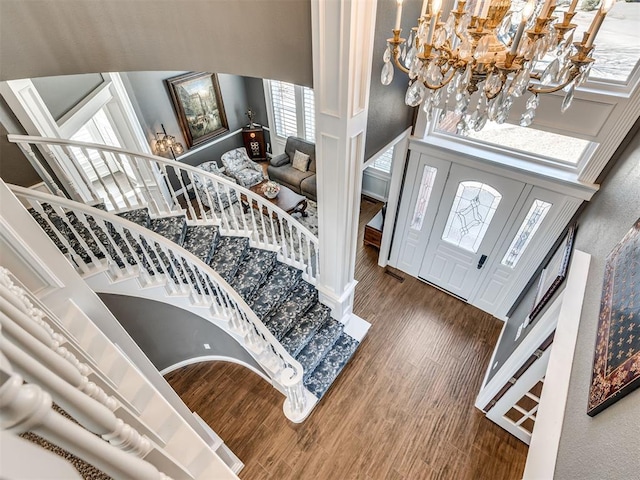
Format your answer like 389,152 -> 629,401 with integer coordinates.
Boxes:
242,125 -> 267,161
364,208 -> 384,249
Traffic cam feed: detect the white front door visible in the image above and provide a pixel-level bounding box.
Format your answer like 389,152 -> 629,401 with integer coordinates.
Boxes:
418,164 -> 525,300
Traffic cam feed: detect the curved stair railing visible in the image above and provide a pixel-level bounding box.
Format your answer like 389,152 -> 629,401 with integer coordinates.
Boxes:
8,135 -> 319,284
8,185 -> 313,423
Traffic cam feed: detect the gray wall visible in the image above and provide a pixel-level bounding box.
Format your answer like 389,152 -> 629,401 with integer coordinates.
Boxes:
121,71 -> 266,167
0,95 -> 40,187
0,1 -> 313,87
32,73 -> 104,121
486,264 -> 566,383
99,293 -> 265,375
554,125 -> 640,478
364,0 -> 417,160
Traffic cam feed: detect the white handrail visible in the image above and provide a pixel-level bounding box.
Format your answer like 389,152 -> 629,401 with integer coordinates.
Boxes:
7,134 -> 319,283
8,185 -> 309,421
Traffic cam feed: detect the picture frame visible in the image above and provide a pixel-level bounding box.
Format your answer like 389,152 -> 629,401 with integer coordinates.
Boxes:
588,218 -> 640,416
529,224 -> 576,322
166,72 -> 229,149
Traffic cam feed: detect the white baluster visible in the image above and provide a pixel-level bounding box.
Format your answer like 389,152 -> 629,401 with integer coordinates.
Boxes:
128,156 -> 159,214
0,365 -> 171,480
31,201 -> 91,274
77,145 -> 118,209
157,163 -> 181,213
16,142 -> 67,198
170,165 -> 195,219
56,145 -> 99,203
0,298 -> 118,412
185,171 -> 206,223
97,149 -> 133,210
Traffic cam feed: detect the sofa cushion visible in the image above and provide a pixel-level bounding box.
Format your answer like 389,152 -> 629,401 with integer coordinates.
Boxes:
292,150 -> 311,172
285,137 -> 316,173
271,165 -> 313,190
300,175 -> 317,201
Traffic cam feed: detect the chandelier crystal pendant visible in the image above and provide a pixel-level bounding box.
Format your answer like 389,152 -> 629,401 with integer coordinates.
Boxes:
382,0 -> 614,134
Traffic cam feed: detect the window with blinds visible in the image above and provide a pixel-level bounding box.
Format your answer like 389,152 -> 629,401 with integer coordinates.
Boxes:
269,81 -> 298,138
268,80 -> 315,142
302,87 -> 315,143
371,146 -> 393,173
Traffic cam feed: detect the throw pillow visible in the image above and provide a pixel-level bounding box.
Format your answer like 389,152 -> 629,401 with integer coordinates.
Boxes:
292,150 -> 310,172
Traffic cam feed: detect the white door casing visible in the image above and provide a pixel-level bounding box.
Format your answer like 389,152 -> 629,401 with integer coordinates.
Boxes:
418,164 -> 526,300
390,150 -> 451,277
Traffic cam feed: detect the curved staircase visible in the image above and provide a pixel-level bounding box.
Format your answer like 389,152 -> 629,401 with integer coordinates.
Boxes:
12,187 -> 361,418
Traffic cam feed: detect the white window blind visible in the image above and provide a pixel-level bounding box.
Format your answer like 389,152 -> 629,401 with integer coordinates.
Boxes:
268,80 -> 316,142
302,87 -> 315,143
269,81 -> 298,138
371,146 -> 393,173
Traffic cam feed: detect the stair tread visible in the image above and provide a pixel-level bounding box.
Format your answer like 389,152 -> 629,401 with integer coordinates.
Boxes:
182,225 -> 220,263
39,203 -> 96,263
208,236 -> 249,282
304,332 -> 360,399
229,248 -> 277,301
296,317 -> 343,377
280,302 -> 331,357
116,208 -> 150,228
65,211 -> 106,260
248,263 -> 301,320
149,215 -> 187,245
29,207 -> 69,254
264,280 -> 317,340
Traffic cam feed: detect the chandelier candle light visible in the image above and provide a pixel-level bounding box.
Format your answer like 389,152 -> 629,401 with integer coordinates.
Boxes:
382,0 -> 615,134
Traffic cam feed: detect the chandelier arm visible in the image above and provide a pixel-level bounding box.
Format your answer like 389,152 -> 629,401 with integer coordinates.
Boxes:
423,66 -> 460,91
391,48 -> 411,75
527,68 -> 580,95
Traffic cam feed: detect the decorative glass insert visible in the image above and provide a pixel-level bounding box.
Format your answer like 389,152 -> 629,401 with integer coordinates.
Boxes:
442,181 -> 502,253
410,165 -> 437,231
502,199 -> 553,268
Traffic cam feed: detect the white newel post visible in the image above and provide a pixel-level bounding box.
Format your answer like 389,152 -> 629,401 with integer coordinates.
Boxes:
311,0 -> 378,322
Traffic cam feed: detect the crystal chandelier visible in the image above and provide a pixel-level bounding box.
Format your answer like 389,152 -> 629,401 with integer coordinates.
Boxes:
381,0 -> 614,134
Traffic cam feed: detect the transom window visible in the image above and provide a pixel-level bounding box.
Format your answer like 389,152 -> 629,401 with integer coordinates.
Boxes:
435,112 -> 592,166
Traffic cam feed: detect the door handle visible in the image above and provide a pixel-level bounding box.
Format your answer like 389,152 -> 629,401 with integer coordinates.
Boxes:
477,254 -> 488,269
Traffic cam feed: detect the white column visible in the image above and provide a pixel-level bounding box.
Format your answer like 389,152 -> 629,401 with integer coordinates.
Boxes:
312,0 -> 378,321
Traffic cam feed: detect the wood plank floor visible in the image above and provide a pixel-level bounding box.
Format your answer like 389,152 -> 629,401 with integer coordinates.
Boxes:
165,197 -> 528,480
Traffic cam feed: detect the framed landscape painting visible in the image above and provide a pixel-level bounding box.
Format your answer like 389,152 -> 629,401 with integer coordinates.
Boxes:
588,218 -> 640,416
166,72 -> 229,149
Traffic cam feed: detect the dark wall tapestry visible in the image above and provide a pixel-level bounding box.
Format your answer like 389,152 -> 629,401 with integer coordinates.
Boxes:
588,217 -> 640,416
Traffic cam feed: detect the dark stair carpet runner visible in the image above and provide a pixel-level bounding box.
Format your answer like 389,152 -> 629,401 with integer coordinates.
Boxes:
29,204 -> 360,401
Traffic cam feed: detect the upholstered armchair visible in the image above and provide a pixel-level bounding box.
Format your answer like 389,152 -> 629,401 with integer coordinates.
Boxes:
220,147 -> 265,188
193,161 -> 238,212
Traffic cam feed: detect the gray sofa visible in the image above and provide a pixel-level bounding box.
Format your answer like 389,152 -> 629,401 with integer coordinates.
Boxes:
267,137 -> 317,201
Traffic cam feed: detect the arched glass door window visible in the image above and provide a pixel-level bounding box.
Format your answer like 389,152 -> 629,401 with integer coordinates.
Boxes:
442,181 -> 502,253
